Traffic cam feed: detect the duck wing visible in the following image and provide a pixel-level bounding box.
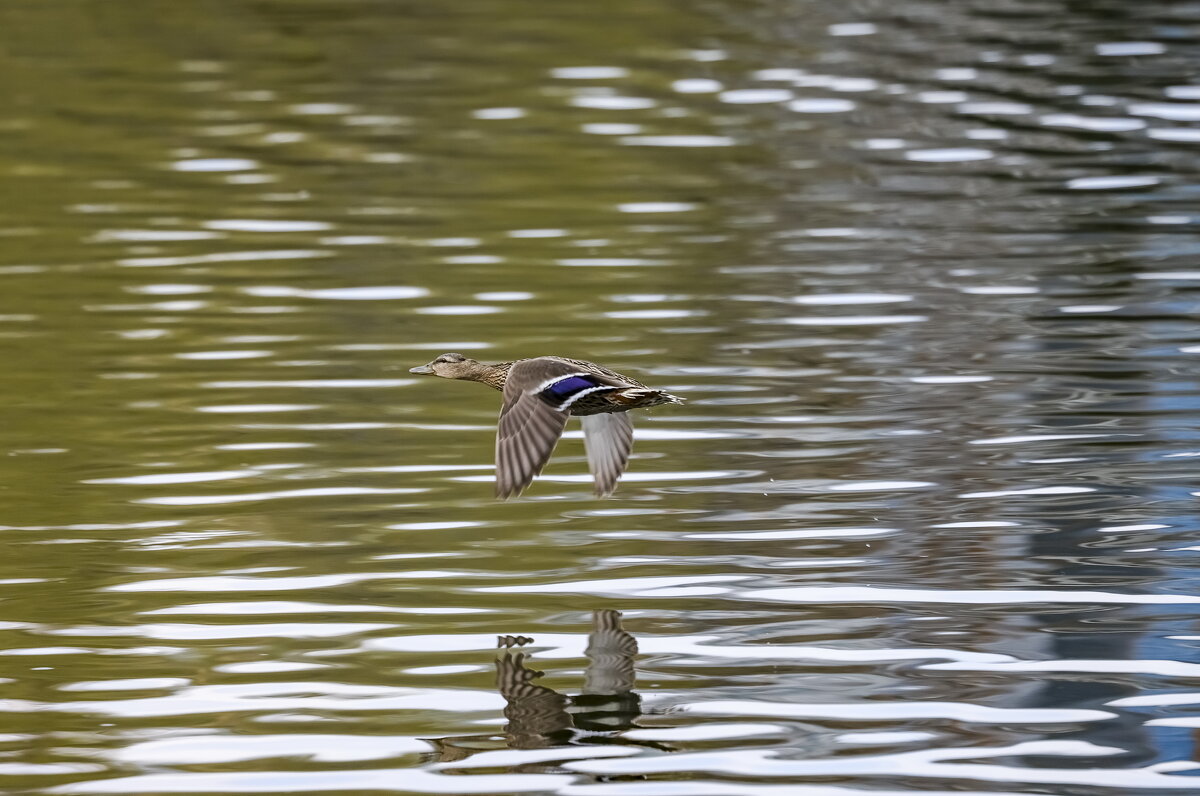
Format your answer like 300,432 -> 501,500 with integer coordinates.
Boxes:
581,412 -> 633,497
495,358 -> 578,498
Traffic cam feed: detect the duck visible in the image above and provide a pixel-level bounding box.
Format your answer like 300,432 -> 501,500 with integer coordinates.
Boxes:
409,353 -> 684,498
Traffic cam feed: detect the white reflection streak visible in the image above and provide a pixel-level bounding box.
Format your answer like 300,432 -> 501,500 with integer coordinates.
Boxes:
85,470 -> 258,485
114,733 -> 430,764
46,622 -> 392,640
623,723 -> 785,742
137,486 -> 424,506
778,315 -> 928,325
477,574 -> 751,597
106,571 -> 453,592
429,746 -> 637,771
240,285 -> 429,300
926,659 -> 1200,677
1111,692 -> 1200,708
968,433 -> 1114,445
22,682 -> 506,719
686,699 -> 1112,723
141,600 -> 408,615
118,250 -> 328,268
202,379 -> 414,388
49,769 -> 572,794
959,486 -> 1096,497
748,586 -> 1200,605
563,740 -> 1200,789
564,784 -> 1031,796
684,527 -> 894,540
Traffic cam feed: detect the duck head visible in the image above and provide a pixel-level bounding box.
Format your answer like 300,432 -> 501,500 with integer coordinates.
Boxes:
409,352 -> 484,380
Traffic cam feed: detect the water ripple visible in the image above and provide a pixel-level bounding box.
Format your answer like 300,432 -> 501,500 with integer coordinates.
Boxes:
750,586 -> 1200,606
7,1 -> 1200,793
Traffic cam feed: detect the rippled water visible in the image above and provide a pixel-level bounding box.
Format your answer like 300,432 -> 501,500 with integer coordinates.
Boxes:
3,0 -> 1200,793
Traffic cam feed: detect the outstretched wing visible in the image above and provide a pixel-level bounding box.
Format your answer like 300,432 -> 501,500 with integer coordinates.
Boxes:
495,358 -> 578,498
582,412 -> 634,497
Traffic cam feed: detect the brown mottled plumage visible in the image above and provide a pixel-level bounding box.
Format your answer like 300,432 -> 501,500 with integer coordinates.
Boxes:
409,353 -> 684,498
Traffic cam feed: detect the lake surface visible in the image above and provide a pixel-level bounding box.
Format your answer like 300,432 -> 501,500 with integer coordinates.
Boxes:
2,1 -> 1200,794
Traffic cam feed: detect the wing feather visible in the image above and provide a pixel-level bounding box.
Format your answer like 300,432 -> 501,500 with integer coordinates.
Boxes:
495,359 -> 572,499
581,412 -> 634,497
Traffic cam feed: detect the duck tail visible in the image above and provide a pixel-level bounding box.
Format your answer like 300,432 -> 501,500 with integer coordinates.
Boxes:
610,388 -> 684,408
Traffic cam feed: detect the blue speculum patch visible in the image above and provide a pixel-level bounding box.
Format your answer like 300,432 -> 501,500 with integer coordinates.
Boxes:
542,375 -> 597,400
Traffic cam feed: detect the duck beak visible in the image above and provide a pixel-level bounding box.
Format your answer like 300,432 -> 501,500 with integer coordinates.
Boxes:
409,362 -> 435,375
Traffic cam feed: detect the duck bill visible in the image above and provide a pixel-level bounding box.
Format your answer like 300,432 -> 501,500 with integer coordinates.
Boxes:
409,362 -> 435,375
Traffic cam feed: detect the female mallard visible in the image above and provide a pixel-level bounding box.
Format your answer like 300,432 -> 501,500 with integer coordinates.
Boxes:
409,353 -> 684,498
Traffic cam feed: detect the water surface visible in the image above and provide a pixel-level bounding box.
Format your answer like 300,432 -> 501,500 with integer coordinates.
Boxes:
2,0 -> 1200,794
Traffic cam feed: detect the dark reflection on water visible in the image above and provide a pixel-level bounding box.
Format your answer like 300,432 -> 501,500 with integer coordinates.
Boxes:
3,0 -> 1200,793
429,610 -> 657,762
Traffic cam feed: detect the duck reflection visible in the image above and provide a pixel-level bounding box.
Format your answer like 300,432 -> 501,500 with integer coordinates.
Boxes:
426,609 -> 663,762
500,608 -> 642,744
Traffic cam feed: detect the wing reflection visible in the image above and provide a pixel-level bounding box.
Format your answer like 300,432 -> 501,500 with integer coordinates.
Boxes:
425,609 -> 665,763
495,647 -> 574,747
574,607 -> 642,732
